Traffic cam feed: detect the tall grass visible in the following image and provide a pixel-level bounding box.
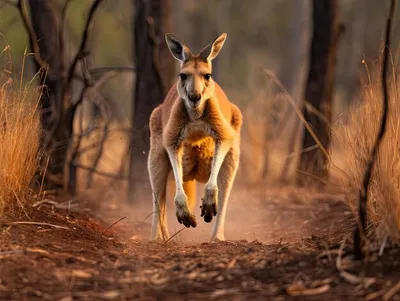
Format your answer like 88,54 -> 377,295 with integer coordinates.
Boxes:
0,75 -> 41,214
332,57 -> 400,240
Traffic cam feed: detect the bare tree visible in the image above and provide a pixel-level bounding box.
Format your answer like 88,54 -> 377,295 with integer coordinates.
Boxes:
27,0 -> 107,194
129,0 -> 174,201
28,0 -> 66,189
297,0 -> 342,186
2,0 -> 122,194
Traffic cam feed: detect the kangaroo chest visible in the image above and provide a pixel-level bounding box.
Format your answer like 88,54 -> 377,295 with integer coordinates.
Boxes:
180,120 -> 215,182
180,119 -> 216,143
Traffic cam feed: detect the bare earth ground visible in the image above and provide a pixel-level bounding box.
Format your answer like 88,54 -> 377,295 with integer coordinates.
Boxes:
1,186 -> 400,300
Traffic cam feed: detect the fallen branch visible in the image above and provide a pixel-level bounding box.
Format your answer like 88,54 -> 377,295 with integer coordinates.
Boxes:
383,280 -> 400,301
0,249 -> 23,255
9,221 -> 69,230
32,198 -> 80,210
365,289 -> 387,301
286,283 -> 331,296
336,236 -> 376,287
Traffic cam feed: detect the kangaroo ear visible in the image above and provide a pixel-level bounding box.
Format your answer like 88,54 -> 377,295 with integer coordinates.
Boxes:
199,33 -> 227,61
165,33 -> 192,62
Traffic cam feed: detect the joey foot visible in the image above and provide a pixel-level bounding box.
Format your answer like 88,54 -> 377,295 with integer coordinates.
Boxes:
201,185 -> 218,223
175,192 -> 197,228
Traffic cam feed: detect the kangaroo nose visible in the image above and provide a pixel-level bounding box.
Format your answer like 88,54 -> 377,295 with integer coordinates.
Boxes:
188,92 -> 201,103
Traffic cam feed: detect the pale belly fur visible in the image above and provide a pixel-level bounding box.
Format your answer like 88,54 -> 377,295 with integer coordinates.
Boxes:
182,137 -> 214,183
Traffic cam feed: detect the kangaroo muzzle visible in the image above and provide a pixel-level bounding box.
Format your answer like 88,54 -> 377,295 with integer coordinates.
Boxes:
188,92 -> 201,103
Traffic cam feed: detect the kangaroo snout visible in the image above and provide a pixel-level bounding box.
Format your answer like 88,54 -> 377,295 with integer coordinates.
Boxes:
188,92 -> 201,103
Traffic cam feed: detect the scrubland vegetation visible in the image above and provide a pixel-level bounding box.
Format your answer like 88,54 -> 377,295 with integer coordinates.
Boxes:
0,59 -> 41,214
333,57 -> 400,241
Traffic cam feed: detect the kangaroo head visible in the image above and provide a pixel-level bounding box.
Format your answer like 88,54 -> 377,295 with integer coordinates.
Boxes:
165,32 -> 227,118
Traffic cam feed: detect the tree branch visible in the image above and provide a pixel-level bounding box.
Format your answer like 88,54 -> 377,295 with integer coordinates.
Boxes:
66,0 -> 104,87
16,0 -> 49,72
86,106 -> 108,188
354,0 -> 396,260
58,0 -> 73,78
72,163 -> 128,180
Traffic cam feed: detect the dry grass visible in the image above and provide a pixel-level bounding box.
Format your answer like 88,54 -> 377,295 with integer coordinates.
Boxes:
238,72 -> 300,185
332,57 -> 400,240
0,75 -> 41,214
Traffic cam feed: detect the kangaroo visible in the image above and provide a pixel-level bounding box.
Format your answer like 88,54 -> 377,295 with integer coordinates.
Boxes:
147,32 -> 242,242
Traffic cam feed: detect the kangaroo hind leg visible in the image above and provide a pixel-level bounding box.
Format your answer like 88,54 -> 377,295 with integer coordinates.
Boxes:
210,146 -> 239,241
148,107 -> 170,241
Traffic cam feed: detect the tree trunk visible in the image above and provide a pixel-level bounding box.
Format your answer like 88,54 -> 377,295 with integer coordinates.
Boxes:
297,0 -> 341,187
129,0 -> 174,201
29,0 -> 72,191
340,0 -> 365,108
279,0 -> 311,182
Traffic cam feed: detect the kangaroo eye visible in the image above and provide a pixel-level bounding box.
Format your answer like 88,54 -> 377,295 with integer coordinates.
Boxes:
204,74 -> 212,80
179,73 -> 187,81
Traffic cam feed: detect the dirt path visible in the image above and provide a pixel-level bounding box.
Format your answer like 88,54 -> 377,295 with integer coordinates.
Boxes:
1,187 -> 400,300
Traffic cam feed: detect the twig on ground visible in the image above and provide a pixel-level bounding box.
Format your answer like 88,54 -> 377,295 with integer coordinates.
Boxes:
286,283 -> 331,296
32,198 -> 60,207
383,280 -> 400,301
365,288 -> 387,301
101,216 -> 126,236
0,250 -> 24,257
164,227 -> 186,244
26,247 -> 50,255
32,198 -> 80,210
335,236 -> 376,288
13,191 -> 30,220
316,249 -> 341,260
9,221 -> 69,230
